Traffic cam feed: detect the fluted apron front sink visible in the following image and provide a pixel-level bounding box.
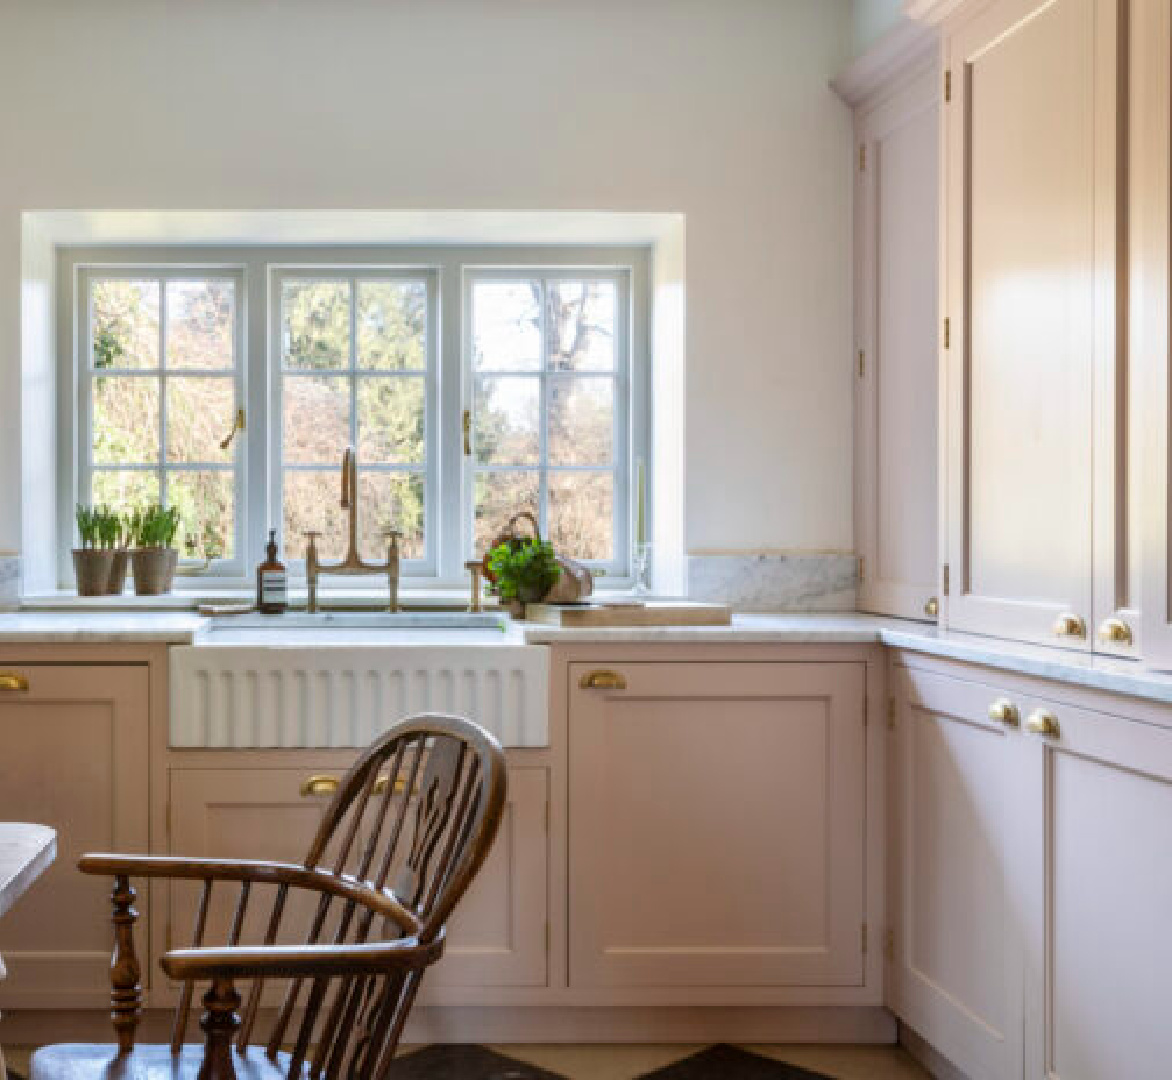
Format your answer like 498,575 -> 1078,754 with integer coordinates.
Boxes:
171,614 -> 548,748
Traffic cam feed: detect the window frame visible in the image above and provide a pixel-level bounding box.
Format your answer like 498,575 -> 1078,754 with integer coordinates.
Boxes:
60,245 -> 649,592
74,264 -> 248,579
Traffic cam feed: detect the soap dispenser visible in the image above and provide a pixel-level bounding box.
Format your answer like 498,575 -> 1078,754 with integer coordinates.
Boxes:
256,529 -> 288,614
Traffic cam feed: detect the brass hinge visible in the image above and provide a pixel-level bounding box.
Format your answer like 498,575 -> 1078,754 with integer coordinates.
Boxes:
885,928 -> 895,962
858,555 -> 865,583
886,697 -> 896,730
862,923 -> 868,953
857,349 -> 865,378
943,563 -> 951,596
945,69 -> 952,102
943,317 -> 951,349
859,144 -> 866,171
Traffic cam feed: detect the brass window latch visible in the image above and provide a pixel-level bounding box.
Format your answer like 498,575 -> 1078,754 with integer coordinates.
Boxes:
463,408 -> 473,456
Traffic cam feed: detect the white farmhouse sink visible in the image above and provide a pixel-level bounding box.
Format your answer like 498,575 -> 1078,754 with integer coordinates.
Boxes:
171,611 -> 547,749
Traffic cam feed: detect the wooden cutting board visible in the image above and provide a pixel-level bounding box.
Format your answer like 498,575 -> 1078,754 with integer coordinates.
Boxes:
522,600 -> 732,627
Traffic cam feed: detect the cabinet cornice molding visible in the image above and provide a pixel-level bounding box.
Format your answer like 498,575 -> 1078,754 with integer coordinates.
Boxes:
832,19 -> 937,106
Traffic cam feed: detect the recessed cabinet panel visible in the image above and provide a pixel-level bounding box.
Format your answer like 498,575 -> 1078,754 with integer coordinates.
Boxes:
0,664 -> 150,1008
944,0 -> 1115,649
568,662 -> 866,988
856,64 -> 940,620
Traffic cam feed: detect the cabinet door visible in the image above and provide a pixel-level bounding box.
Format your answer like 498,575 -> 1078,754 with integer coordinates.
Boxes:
1016,694 -> 1172,1077
889,663 -> 1025,1080
169,764 -> 547,998
942,0 -> 1119,650
855,63 -> 941,622
568,662 -> 866,988
0,663 -> 149,1007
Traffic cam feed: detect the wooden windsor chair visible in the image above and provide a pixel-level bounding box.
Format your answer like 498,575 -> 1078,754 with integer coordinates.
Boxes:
29,713 -> 507,1080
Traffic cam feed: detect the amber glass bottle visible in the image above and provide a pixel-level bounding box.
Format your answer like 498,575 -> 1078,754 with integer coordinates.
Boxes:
256,529 -> 287,614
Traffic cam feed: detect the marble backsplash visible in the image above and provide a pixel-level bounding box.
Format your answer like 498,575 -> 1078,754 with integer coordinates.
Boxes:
686,553 -> 857,612
0,555 -> 20,610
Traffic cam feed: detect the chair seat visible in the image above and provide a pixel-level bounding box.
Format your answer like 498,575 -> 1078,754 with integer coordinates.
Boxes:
30,1044 -> 301,1080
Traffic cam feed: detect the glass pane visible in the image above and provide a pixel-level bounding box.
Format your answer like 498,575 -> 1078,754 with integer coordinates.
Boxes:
550,471 -> 614,561
472,281 -> 541,371
283,375 -> 350,465
548,377 -> 614,466
358,281 -> 427,370
474,376 -> 539,466
358,471 -> 425,560
547,281 -> 616,371
474,471 -> 539,557
166,280 -> 234,370
167,377 -> 235,464
169,470 -> 235,559
282,280 -> 351,370
357,377 -> 425,465
91,469 -> 159,513
93,376 -> 159,464
284,471 -> 346,562
91,279 -> 159,370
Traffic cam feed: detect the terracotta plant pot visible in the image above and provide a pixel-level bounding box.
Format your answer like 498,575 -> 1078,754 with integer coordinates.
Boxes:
73,549 -> 115,597
132,547 -> 178,596
107,549 -> 130,595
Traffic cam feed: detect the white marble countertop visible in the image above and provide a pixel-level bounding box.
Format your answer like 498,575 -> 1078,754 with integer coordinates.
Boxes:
0,823 -> 55,921
4,609 -> 1172,707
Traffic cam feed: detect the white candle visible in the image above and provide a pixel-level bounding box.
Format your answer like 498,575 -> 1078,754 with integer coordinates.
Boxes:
635,458 -> 646,547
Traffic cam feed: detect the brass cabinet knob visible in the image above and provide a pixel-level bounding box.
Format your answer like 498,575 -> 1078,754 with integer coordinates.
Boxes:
1026,709 -> 1060,738
924,597 -> 939,618
0,672 -> 29,693
987,697 -> 1020,726
1097,617 -> 1133,646
300,774 -> 340,798
579,670 -> 628,691
1052,613 -> 1087,639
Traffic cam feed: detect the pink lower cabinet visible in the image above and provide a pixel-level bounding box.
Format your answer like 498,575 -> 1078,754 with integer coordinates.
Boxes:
568,661 -> 866,988
1015,691 -> 1172,1077
0,663 -> 150,1008
167,763 -> 548,1000
889,663 -> 1026,1080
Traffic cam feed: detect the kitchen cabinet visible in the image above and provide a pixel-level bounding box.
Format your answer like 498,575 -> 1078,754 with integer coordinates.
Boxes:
940,0 -> 1133,653
888,661 -> 1025,1080
568,661 -> 866,988
853,60 -> 941,622
167,762 -> 548,1000
0,663 -> 149,1008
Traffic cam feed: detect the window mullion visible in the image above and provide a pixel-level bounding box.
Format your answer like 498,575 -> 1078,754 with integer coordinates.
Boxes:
158,275 -> 168,511
538,279 -> 549,541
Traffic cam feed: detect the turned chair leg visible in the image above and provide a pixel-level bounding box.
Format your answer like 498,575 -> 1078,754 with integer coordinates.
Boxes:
197,977 -> 241,1080
110,875 -> 142,1054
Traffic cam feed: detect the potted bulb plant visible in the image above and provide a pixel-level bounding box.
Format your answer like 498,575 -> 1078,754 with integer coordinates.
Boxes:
128,504 -> 181,596
73,504 -> 119,596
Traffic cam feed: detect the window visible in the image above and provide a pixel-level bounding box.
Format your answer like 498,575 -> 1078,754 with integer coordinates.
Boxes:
66,248 -> 646,589
79,269 -> 244,572
468,272 -> 628,572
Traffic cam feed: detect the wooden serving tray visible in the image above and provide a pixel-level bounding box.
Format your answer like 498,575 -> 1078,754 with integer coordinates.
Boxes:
523,600 -> 732,627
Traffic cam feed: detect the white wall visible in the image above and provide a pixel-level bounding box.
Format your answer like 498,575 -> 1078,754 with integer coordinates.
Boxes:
0,0 -> 854,558
851,0 -> 908,56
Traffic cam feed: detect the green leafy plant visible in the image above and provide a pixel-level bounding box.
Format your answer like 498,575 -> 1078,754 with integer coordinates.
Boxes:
75,504 -> 125,549
92,326 -> 125,369
487,538 -> 561,603
126,504 -> 181,549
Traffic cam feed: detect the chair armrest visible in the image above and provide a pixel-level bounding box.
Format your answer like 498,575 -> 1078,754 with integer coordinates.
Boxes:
79,854 -> 422,936
160,936 -> 444,981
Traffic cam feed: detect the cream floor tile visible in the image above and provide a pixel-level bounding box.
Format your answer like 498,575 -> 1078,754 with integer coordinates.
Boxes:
746,1043 -> 931,1080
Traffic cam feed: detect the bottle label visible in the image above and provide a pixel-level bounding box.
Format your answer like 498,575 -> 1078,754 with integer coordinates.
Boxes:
261,572 -> 287,605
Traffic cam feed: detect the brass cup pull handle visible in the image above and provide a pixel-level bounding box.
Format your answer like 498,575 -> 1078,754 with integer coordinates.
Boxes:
373,774 -> 416,797
1026,709 -> 1060,738
924,597 -> 939,618
0,673 -> 29,693
300,774 -> 340,798
987,698 -> 1020,726
579,670 -> 628,691
1097,617 -> 1133,646
1052,613 -> 1087,639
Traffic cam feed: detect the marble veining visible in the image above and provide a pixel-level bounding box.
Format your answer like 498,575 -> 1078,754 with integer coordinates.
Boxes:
686,554 -> 856,612
0,557 -> 20,611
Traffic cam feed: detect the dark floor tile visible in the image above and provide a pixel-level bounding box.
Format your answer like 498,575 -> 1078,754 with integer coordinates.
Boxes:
636,1045 -> 832,1080
385,1044 -> 568,1080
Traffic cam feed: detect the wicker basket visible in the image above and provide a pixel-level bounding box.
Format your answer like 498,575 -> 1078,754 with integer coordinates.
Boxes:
73,549 -> 115,597
132,547 -> 178,596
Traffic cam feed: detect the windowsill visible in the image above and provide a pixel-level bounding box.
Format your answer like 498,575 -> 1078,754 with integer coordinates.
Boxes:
20,588 -> 492,612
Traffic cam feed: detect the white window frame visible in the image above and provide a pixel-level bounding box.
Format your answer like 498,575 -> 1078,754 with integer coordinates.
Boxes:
60,245 -> 649,592
462,267 -> 633,580
269,266 -> 440,579
73,265 -> 248,579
